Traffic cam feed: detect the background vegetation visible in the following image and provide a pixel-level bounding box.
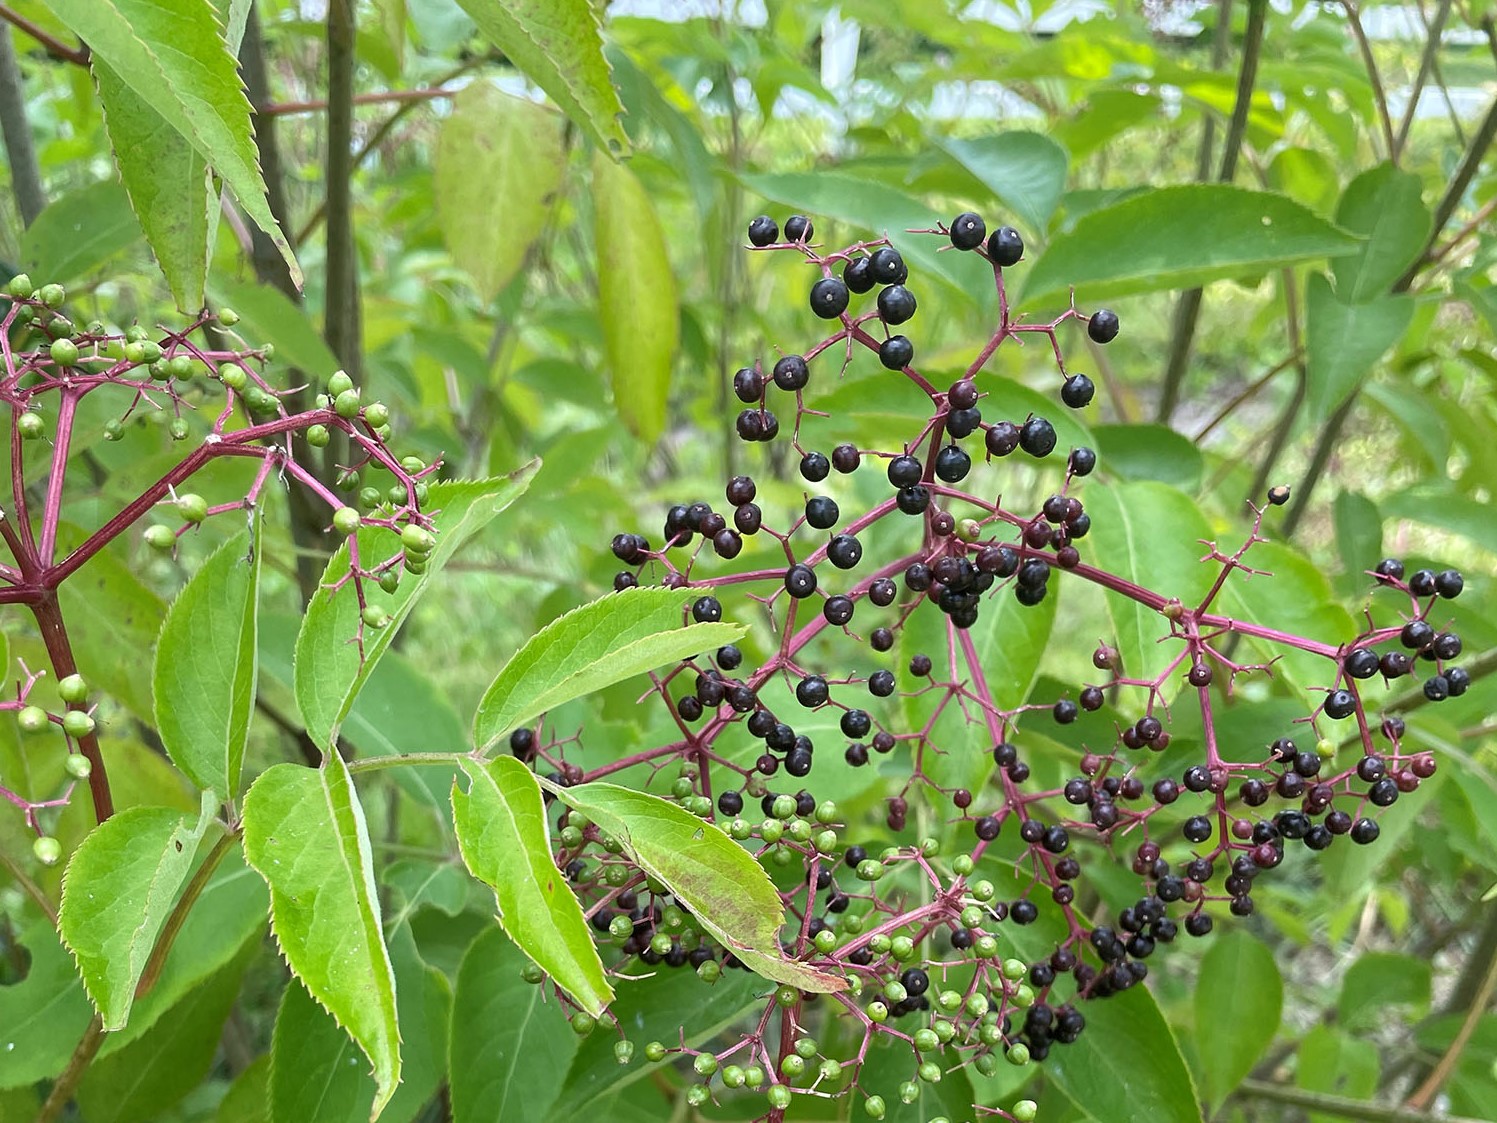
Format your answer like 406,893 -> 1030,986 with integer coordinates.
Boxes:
0,0 -> 1494,1121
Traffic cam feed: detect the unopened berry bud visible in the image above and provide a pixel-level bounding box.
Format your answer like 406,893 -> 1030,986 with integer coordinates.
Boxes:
33,836 -> 62,866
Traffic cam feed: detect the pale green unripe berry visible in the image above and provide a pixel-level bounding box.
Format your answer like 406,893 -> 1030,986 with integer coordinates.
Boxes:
856,859 -> 883,881
864,1094 -> 886,1119
899,1080 -> 919,1104
570,1012 -> 596,1037
766,1084 -> 792,1110
774,985 -> 798,1007
728,818 -> 751,840
17,412 -> 44,439
613,1040 -> 634,1065
693,1052 -> 718,1077
841,911 -> 865,935
819,1058 -> 842,1083
934,1019 -> 956,1043
960,904 -> 983,928
306,423 -> 331,448
1001,958 -> 1028,980
64,753 -> 92,779
334,389 -> 361,419
168,417 -> 189,441
867,1000 -> 888,1023
401,524 -> 436,555
61,710 -> 95,739
815,829 -> 838,852
364,402 -> 389,428
649,933 -> 671,956
965,992 -> 990,1018
175,493 -> 208,523
721,1064 -> 745,1088
772,794 -> 796,819
33,836 -> 62,866
16,705 -> 49,734
49,338 -> 79,367
815,799 -> 838,823
608,914 -> 632,940
779,1053 -> 805,1077
771,846 -> 796,867
1012,1098 -> 1039,1121
972,879 -> 995,901
331,507 -> 362,536
869,934 -> 891,954
813,928 -> 837,954
1007,1042 -> 1031,1065
643,1041 -> 667,1062
328,370 -> 355,397
882,980 -> 907,1004
361,605 -> 391,629
759,819 -> 783,844
890,935 -> 916,962
696,959 -> 720,982
913,1028 -> 939,1052
938,989 -> 962,1012
742,1064 -> 765,1088
975,935 -> 999,958
38,283 -> 65,308
975,1052 -> 998,1076
8,273 -> 32,298
216,307 -> 239,326
520,961 -> 545,983
793,1035 -> 818,1059
952,853 -> 974,875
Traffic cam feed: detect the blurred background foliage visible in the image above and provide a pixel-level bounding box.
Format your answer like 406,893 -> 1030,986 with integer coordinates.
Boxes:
0,0 -> 1495,1121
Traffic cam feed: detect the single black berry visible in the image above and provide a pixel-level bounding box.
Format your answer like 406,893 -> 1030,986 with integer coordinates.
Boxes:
986,421 -> 1020,457
946,407 -> 981,439
692,596 -> 722,623
718,789 -> 744,815
934,445 -> 971,483
1345,648 -> 1380,679
1434,569 -> 1463,598
869,247 -> 906,284
747,216 -> 778,246
949,212 -> 986,250
1323,689 -> 1356,719
784,214 -> 814,242
1019,416 -> 1057,458
1350,817 -> 1380,844
1069,446 -> 1097,476
801,451 -> 831,482
986,226 -> 1023,266
810,277 -> 850,319
844,256 -> 875,293
880,335 -> 914,370
896,486 -> 930,515
733,367 -> 763,402
805,496 -> 839,530
823,596 -> 854,626
785,564 -> 817,598
869,580 -> 897,608
887,454 -> 923,488
869,669 -> 895,697
1408,569 -> 1437,596
1060,373 -> 1095,409
1088,309 -> 1119,344
717,644 -> 742,670
1374,558 -> 1405,582
773,354 -> 809,391
827,534 -> 863,569
877,285 -> 917,325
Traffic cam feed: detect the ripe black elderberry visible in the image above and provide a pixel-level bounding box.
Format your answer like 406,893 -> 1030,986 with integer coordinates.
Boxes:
879,335 -> 914,370
747,216 -> 779,246
1088,309 -> 1120,343
784,214 -> 813,242
773,354 -> 810,391
843,256 -> 874,293
877,285 -> 917,325
784,564 -> 817,598
1019,416 -> 1058,457
827,535 -> 862,569
987,226 -> 1024,266
1061,374 -> 1095,409
949,212 -> 986,250
732,367 -> 763,402
934,445 -> 972,482
800,450 -> 831,482
809,277 -> 850,319
869,247 -> 906,284
805,496 -> 839,529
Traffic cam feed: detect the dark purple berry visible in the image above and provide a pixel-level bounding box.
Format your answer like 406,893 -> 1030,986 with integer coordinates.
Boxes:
879,335 -> 914,370
949,212 -> 986,250
877,285 -> 917,325
747,216 -> 778,246
1087,309 -> 1119,344
810,277 -> 850,319
986,226 -> 1023,266
784,215 -> 813,242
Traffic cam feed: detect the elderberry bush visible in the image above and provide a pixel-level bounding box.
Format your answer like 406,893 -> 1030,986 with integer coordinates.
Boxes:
520,213 -> 1472,1119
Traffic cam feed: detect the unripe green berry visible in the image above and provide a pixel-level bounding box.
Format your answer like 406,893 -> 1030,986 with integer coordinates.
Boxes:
815,800 -> 838,823
774,984 -> 798,1007
144,524 -> 176,550
400,456 -> 426,473
965,992 -> 990,1018
17,412 -> 44,439
221,367 -> 247,391
609,914 -> 633,940
869,934 -> 892,954
913,1028 -> 940,1052
167,355 -> 193,379
61,710 -> 95,739
216,307 -> 239,326
743,1064 -> 765,1088
50,338 -> 79,367
980,1023 -> 1004,1047
957,517 -> 982,542
306,424 -> 331,448
786,818 -> 812,843
974,1052 -> 998,1076
865,1094 -> 887,1119
952,854 -> 974,875
972,879 -> 995,901
244,387 -> 278,416
898,1080 -> 919,1104
890,935 -> 916,962
33,836 -> 62,866
332,507 -> 362,536
38,283 -> 65,308
168,417 -> 189,441
103,418 -> 124,441
1007,1042 -> 1031,1066
570,1012 -> 596,1037
644,1041 -> 667,1062
815,829 -> 838,853
882,980 -> 907,1004
334,389 -> 361,419
64,753 -> 92,779
1012,1099 -> 1039,1122
960,905 -> 983,928
697,958 -> 720,982
856,859 -> 884,881
867,1000 -> 888,1023
386,484 -> 408,506
841,912 -> 865,935
721,1064 -> 745,1088
364,402 -> 389,427
613,1040 -> 634,1065
45,316 -> 73,339
375,424 -> 393,442
558,825 -> 583,848
685,1085 -> 709,1108
693,1052 -> 718,1077
650,932 -> 672,956
938,989 -> 962,1012
813,928 -> 837,954
766,1084 -> 792,1110
175,493 -> 208,523
16,705 -> 50,734
793,1035 -> 818,1059
772,794 -> 796,819
401,524 -> 436,555
819,1058 -> 842,1083
729,818 -> 752,840
361,605 -> 391,629
359,487 -> 384,511
7,273 -> 31,298
1002,958 -> 1028,981
934,1019 -> 956,1043
771,846 -> 796,867
520,961 -> 545,984
1013,984 -> 1035,1007
328,370 -> 355,397
759,819 -> 783,844
975,935 -> 999,958
918,1060 -> 942,1083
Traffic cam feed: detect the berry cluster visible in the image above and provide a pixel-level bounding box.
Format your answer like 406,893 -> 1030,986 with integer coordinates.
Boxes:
540,215 -> 1463,1119
1,276 -> 436,832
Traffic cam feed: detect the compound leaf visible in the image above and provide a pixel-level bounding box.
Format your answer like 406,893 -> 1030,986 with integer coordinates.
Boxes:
154,527 -> 260,799
59,791 -> 218,1031
452,757 -> 613,1016
436,84 -> 565,303
1021,184 -> 1361,307
296,466 -> 537,749
1195,930 -> 1283,1109
42,0 -> 300,285
550,781 -> 846,993
242,754 -> 400,1119
453,0 -> 628,154
593,152 -> 677,445
450,927 -> 578,1123
472,586 -> 745,754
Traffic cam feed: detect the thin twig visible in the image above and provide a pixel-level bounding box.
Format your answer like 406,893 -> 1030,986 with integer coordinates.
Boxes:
257,83 -> 462,116
1344,0 -> 1397,160
323,0 -> 362,380
1395,0 -> 1453,158
1235,1078 -> 1488,1123
0,23 -> 45,224
0,4 -> 86,66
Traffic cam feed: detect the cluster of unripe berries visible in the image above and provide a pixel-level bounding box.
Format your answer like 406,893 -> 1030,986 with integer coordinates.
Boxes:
8,673 -> 97,866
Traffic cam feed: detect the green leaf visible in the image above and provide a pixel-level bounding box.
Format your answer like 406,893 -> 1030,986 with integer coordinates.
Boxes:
153,527 -> 260,798
0,918 -> 94,1089
95,60 -> 214,309
1194,930 -> 1283,1108
1305,273 -> 1414,424
452,757 -> 613,1016
1021,185 -> 1362,307
1094,422 -> 1205,490
42,0 -> 300,286
452,0 -> 628,155
472,586 -> 746,754
1331,163 -> 1431,301
852,1036 -> 977,1122
1047,985 -> 1203,1123
97,848 -> 267,1056
207,277 -> 341,377
1296,1025 -> 1378,1120
549,780 -> 845,993
1378,484 -> 1497,557
1338,951 -> 1430,1030
59,791 -> 217,1030
242,753 -> 401,1118
296,467 -> 537,749
271,925 -> 449,1123
17,179 -> 140,285
592,151 -> 678,445
1080,482 -> 1214,686
552,968 -> 763,1115
1332,491 -> 1382,598
436,84 -> 566,303
449,926 -> 578,1123
216,1054 -> 269,1123
74,934 -> 254,1123
936,132 -> 1069,236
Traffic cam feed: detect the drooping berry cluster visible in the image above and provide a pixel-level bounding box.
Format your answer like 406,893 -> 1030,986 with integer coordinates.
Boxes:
509,216 -> 1465,1119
